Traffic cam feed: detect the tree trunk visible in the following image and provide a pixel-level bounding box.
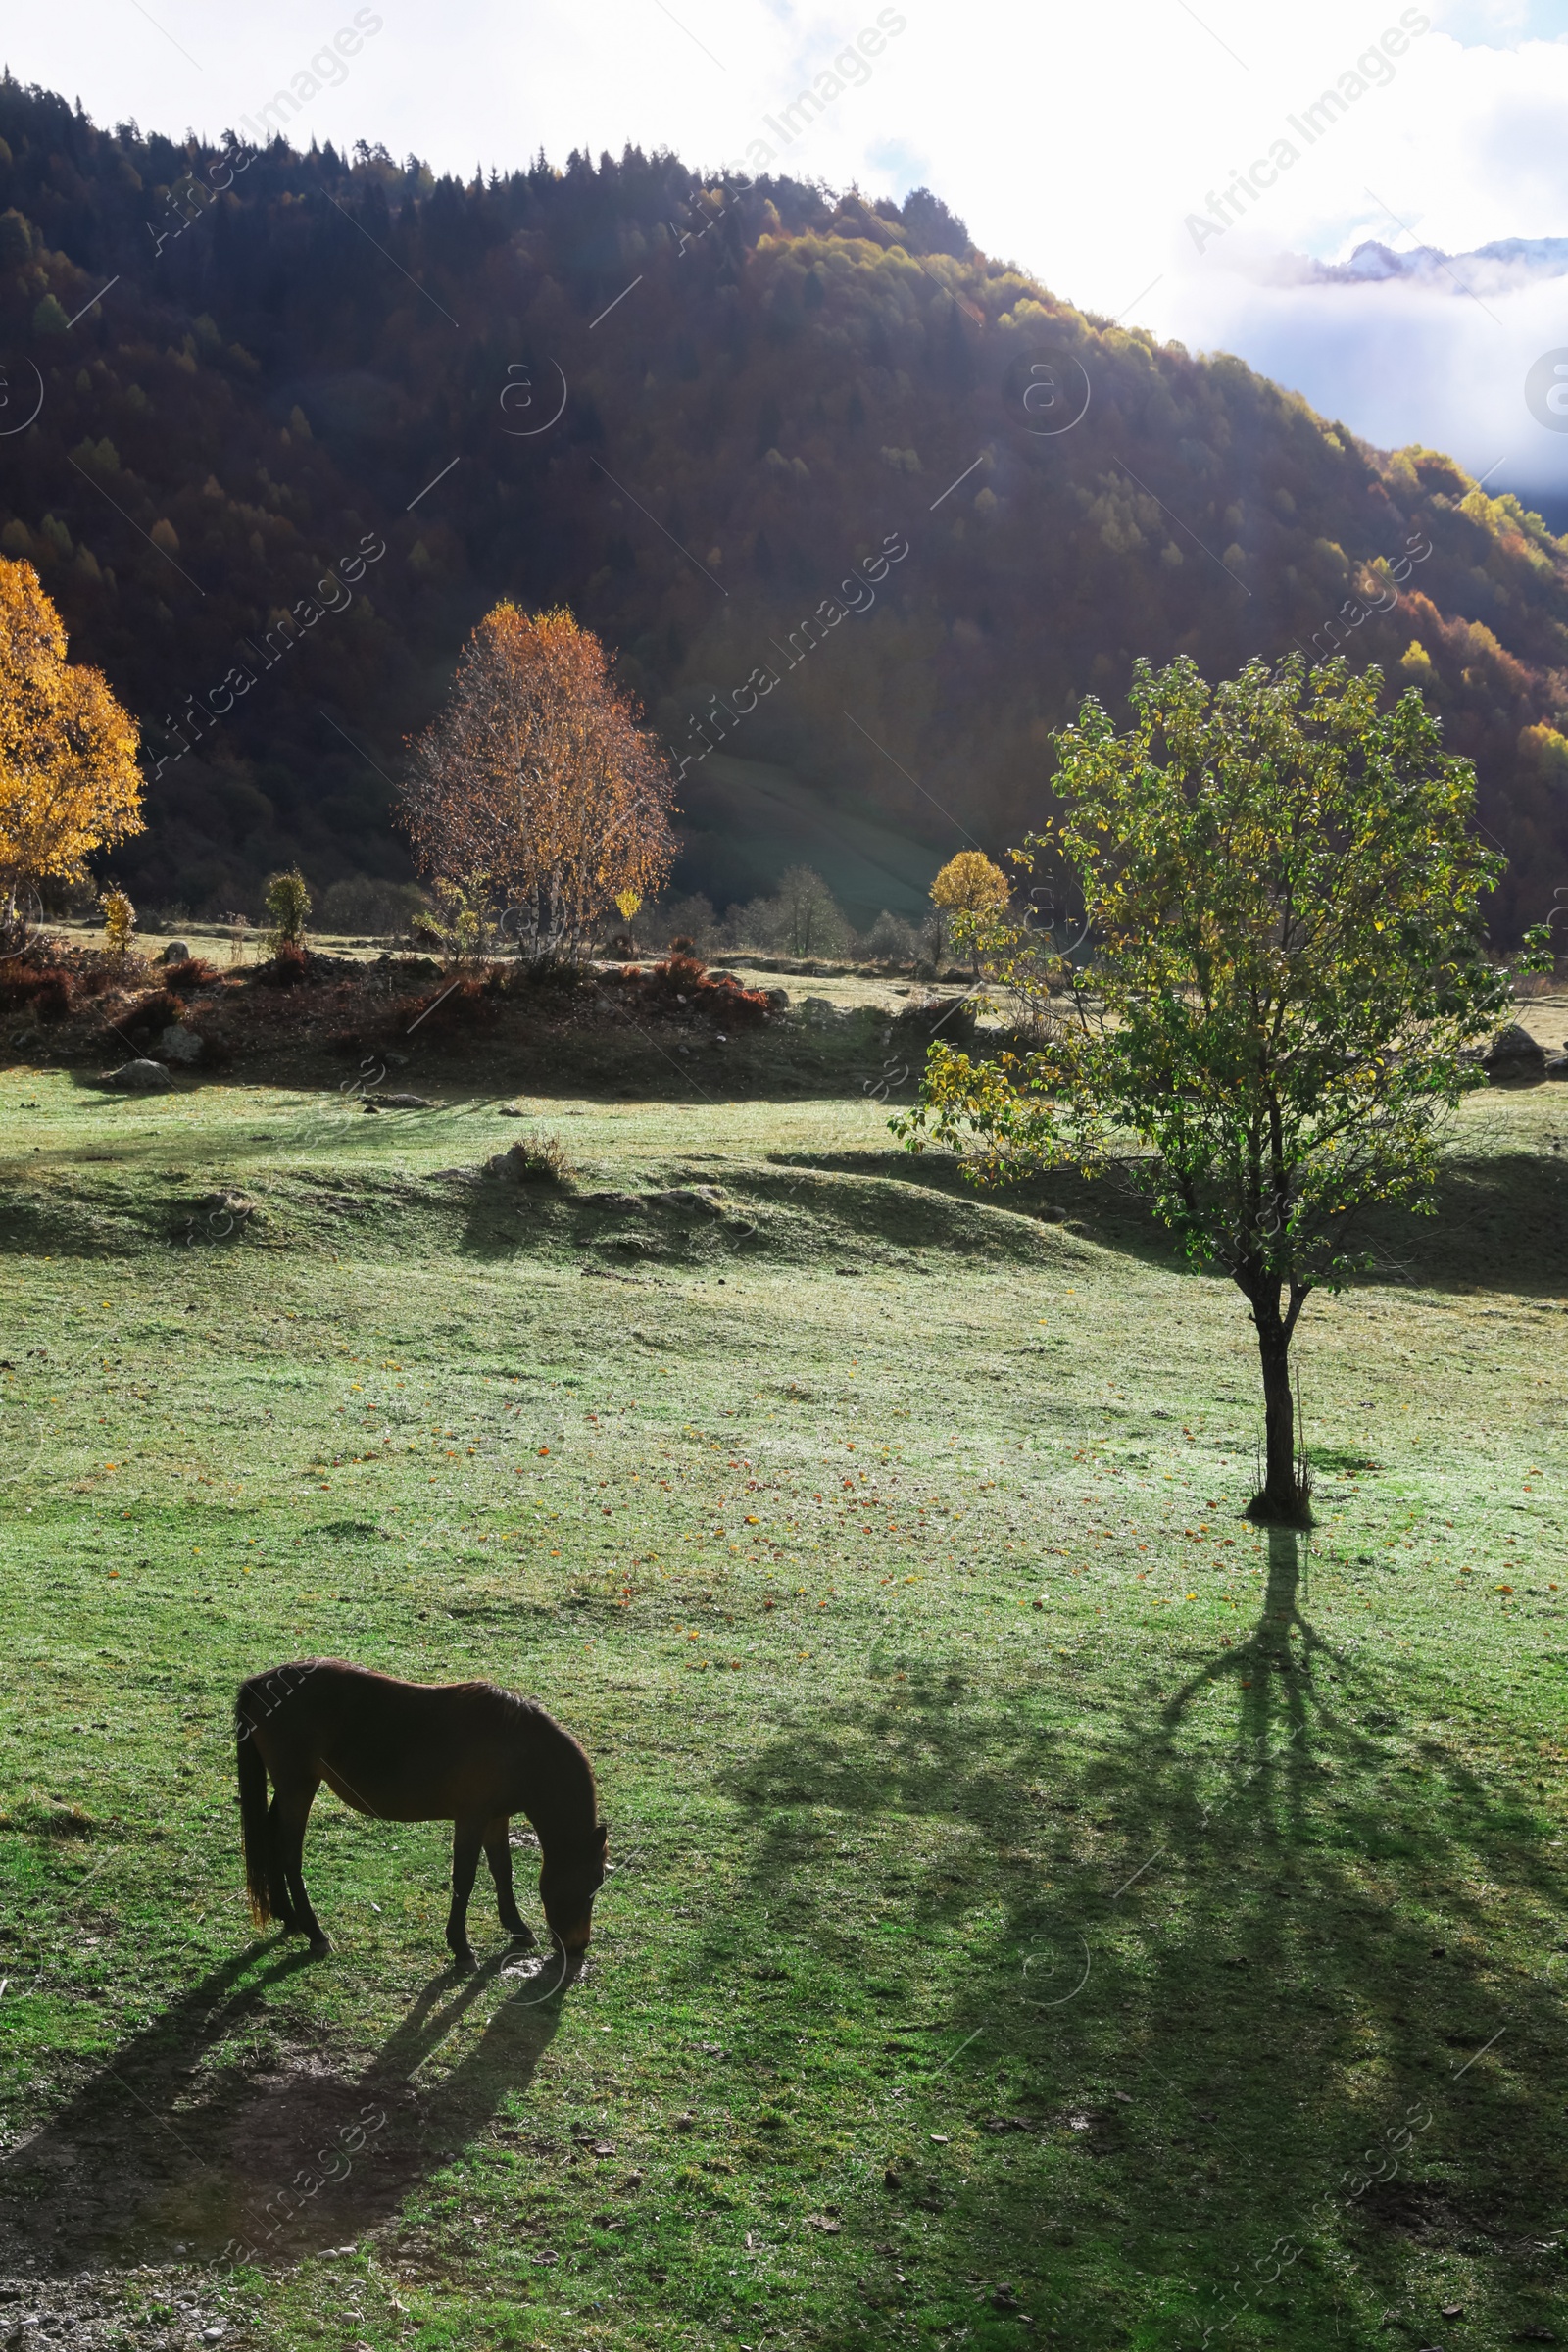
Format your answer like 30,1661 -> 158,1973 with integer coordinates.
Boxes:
1245,1279 -> 1309,1521
1257,1313 -> 1296,1514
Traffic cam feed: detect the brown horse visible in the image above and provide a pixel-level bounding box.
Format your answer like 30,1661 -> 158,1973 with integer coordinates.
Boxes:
235,1660 -> 607,1970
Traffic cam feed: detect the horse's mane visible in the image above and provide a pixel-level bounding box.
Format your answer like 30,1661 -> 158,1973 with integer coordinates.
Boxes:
488,1688 -> 600,1834
495,1690 -> 572,1730
492,1687 -> 567,1738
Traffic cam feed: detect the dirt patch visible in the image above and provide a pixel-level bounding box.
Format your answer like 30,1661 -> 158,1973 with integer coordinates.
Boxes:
1351,2176 -> 1489,2243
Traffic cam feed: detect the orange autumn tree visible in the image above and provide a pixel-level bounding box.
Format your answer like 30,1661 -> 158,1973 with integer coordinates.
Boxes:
0,556 -> 143,942
399,604 -> 676,956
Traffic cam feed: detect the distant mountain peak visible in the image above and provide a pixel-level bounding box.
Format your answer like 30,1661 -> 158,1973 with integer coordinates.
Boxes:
1271,234 -> 1568,293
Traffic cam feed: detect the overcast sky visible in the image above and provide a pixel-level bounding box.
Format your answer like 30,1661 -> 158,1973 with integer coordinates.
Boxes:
15,0 -> 1568,505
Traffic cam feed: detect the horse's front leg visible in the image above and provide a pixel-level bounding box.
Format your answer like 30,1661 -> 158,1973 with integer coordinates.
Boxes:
483,1814 -> 535,1947
446,1819 -> 484,1973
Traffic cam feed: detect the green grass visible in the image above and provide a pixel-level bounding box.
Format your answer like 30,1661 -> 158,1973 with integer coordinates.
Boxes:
1,1048 -> 1566,2352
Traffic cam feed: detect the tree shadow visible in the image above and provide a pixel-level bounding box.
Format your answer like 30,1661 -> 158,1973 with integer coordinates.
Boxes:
712,1535 -> 1568,2342
1160,1526 -> 1351,1788
0,1937 -> 570,2275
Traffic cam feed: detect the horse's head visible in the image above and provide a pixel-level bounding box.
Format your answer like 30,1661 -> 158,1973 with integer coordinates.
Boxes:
539,1823 -> 609,1954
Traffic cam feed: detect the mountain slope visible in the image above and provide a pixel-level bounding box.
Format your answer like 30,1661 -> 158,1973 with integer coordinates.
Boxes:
1,76 -> 1565,934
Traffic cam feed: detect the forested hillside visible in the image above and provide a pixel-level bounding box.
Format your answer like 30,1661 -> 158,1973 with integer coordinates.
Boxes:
2,74 -> 1566,931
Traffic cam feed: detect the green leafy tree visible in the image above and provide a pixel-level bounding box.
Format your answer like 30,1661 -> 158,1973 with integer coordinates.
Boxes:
425,876 -> 482,965
898,656 -> 1543,1521
264,866 -> 311,949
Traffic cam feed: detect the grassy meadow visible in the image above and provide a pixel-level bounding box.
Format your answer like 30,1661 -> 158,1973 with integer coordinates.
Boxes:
1,1014 -> 1566,2352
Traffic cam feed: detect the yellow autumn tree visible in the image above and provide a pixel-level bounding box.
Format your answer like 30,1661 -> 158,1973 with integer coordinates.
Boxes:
930,850 -> 1009,915
929,849 -> 1009,968
0,556 -> 143,938
398,604 -> 675,956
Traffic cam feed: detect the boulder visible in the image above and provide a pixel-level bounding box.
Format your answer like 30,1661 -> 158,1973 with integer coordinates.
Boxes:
159,1023 -> 203,1064
103,1058 -> 172,1091
161,940 -> 191,964
1483,1022 -> 1547,1082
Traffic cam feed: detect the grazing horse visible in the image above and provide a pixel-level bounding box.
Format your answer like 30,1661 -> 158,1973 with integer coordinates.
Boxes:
235,1660 -> 607,1970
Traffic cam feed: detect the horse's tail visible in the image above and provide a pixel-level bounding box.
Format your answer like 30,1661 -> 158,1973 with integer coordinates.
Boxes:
235,1691 -> 273,1926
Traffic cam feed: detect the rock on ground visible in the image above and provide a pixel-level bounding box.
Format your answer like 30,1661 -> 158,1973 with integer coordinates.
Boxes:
101,1059 -> 172,1091
1484,1022 -> 1547,1081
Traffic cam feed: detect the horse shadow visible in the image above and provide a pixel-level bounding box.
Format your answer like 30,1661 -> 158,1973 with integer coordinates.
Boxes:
0,1941 -> 570,2275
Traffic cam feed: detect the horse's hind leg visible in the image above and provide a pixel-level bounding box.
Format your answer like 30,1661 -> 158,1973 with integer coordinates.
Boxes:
275,1780 -> 329,1952
446,1819 -> 484,1973
266,1794 -> 300,1931
483,1815 -> 534,1947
